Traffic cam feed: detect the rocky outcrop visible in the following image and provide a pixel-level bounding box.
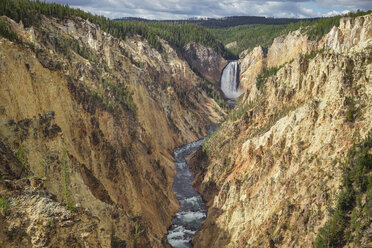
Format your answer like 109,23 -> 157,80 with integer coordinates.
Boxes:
192,14 -> 372,247
238,29 -> 315,93
0,177 -> 103,248
238,13 -> 372,94
225,41 -> 237,50
184,42 -> 228,85
267,30 -> 315,68
238,46 -> 264,89
0,15 -> 224,247
321,14 -> 372,53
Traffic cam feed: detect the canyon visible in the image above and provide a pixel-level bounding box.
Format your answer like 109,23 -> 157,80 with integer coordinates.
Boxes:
0,5 -> 371,248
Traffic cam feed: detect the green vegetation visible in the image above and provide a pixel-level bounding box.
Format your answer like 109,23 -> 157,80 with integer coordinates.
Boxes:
92,79 -> 136,115
208,10 -> 371,56
46,219 -> 55,228
0,19 -> 18,42
0,0 -> 234,59
174,87 -> 196,109
169,16 -> 308,29
198,80 -> 228,109
304,48 -> 324,61
256,65 -> 284,90
345,97 -> 358,122
6,230 -> 28,239
286,15 -> 341,41
53,34 -> 98,62
15,145 -> 30,173
254,48 -> 323,91
40,158 -> 49,178
61,147 -> 74,211
144,22 -> 236,59
133,221 -> 144,247
250,104 -> 297,139
111,234 -> 127,248
0,0 -> 160,50
94,93 -> 120,114
0,196 -> 10,216
0,1 -> 370,59
314,129 -> 372,247
227,101 -> 253,121
208,24 -> 289,56
297,9 -> 371,42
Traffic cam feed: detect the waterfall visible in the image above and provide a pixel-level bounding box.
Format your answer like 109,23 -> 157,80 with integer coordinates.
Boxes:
220,61 -> 243,99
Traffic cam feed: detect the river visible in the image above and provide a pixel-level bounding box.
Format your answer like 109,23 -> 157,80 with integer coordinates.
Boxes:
167,137 -> 207,248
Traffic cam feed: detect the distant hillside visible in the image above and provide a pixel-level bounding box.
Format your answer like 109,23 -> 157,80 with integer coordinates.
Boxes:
116,11 -> 371,57
116,16 -> 315,28
169,16 -> 315,28
208,10 -> 372,56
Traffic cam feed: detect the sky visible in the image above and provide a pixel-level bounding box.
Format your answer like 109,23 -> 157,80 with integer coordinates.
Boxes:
45,0 -> 372,20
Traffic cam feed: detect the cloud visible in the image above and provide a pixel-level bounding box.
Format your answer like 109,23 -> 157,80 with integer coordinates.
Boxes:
44,0 -> 372,19
322,9 -> 351,17
314,0 -> 372,10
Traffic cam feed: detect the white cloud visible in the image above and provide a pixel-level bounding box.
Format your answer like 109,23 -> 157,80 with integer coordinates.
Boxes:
322,9 -> 351,17
44,0 -> 372,19
314,0 -> 371,10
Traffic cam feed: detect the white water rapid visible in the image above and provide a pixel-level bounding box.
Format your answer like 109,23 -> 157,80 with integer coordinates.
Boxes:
167,138 -> 207,248
167,125 -> 218,248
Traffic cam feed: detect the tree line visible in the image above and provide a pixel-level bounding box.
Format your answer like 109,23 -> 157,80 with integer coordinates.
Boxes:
208,9 -> 371,56
0,0 -> 235,59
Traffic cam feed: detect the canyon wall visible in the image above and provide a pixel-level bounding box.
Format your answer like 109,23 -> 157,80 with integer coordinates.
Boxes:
238,30 -> 314,94
238,46 -> 264,90
0,15 -> 224,247
238,14 -> 372,96
192,13 -> 372,247
184,42 -> 228,85
266,30 -> 315,68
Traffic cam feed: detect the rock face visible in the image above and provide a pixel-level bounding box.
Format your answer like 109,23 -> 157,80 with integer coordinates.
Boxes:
238,13 -> 372,95
192,14 -> 372,247
0,178 -> 103,248
225,41 -> 237,50
322,14 -> 372,53
238,46 -> 264,89
184,42 -> 228,85
267,30 -> 315,68
238,30 -> 314,93
0,15 -> 224,247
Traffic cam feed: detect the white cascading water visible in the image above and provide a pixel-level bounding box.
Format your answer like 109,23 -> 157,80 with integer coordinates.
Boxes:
167,138 -> 207,248
220,61 -> 243,99
167,124 -> 218,248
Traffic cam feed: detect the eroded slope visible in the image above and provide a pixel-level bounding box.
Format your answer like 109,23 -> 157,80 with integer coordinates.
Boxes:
192,14 -> 372,248
0,14 -> 225,247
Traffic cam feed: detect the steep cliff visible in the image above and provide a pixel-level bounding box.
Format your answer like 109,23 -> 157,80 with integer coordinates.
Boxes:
0,14 -> 224,247
238,46 -> 264,90
192,13 -> 372,247
237,31 -> 311,95
266,30 -> 315,68
321,13 -> 372,53
238,30 -> 315,93
184,42 -> 228,85
238,14 -> 372,95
